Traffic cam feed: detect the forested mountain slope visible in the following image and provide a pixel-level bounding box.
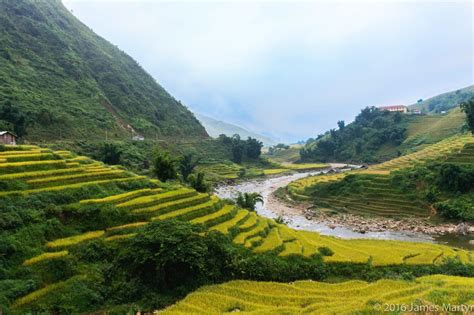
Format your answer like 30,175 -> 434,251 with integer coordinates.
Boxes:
409,85 -> 474,113
1,144 -> 471,313
0,0 -> 207,141
301,88 -> 472,163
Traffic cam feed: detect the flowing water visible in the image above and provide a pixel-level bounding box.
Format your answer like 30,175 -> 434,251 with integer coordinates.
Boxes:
215,169 -> 473,249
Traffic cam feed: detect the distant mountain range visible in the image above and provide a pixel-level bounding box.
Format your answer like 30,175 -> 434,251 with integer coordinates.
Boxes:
196,114 -> 278,146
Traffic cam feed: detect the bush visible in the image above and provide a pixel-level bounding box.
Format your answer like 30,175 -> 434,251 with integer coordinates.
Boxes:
152,151 -> 177,182
318,246 -> 334,257
435,196 -> 474,221
101,220 -> 325,310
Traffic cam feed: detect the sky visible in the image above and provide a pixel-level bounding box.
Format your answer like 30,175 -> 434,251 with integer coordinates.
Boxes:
63,0 -> 473,143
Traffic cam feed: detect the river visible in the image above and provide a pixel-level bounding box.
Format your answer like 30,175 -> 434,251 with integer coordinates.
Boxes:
215,169 -> 473,249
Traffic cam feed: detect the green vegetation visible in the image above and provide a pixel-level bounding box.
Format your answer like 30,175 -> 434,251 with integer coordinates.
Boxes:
300,87 -> 473,164
399,107 -> 466,153
235,192 -> 264,211
287,134 -> 474,221
1,144 -> 471,313
0,101 -> 28,137
178,153 -> 200,180
410,85 -> 474,113
460,98 -> 474,133
264,144 -> 302,163
217,134 -> 263,163
301,107 -> 408,163
0,0 -> 206,141
152,151 -> 178,182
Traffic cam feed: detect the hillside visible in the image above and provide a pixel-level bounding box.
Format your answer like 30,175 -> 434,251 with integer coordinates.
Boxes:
196,113 -> 277,146
409,85 -> 474,113
301,87 -> 471,163
0,0 -> 207,141
161,275 -> 474,314
287,134 -> 474,221
1,144 -> 471,313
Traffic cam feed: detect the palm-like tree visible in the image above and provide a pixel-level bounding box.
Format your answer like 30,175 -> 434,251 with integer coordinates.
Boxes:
236,192 -> 264,211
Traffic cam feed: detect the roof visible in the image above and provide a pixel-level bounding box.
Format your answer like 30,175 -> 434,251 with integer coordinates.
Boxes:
377,105 -> 407,109
0,131 -> 17,137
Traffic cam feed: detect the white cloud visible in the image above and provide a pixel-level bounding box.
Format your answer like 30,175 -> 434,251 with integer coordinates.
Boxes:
63,0 -> 473,142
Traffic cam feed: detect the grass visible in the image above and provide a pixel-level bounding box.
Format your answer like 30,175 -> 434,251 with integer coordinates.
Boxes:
157,275 -> 474,314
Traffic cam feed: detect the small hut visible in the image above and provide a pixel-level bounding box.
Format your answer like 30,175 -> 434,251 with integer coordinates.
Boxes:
0,131 -> 17,145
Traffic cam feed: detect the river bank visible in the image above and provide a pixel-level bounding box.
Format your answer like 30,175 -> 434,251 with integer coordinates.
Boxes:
215,169 -> 474,249
270,191 -> 473,236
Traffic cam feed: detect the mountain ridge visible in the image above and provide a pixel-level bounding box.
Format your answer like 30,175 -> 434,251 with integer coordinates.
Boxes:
196,113 -> 277,146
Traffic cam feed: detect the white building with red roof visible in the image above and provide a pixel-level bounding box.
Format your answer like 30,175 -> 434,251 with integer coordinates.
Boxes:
377,105 -> 408,113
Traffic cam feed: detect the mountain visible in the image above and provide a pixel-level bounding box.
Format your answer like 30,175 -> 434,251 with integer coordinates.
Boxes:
0,0 -> 207,141
196,113 -> 277,146
409,85 -> 474,113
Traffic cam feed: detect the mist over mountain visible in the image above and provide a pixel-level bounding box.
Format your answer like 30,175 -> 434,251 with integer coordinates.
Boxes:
196,113 -> 278,146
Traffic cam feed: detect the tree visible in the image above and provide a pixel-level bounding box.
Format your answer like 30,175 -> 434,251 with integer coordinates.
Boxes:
152,151 -> 177,182
393,112 -> 402,123
231,143 -> 244,163
179,153 -> 200,181
437,163 -> 473,193
337,120 -> 345,130
188,172 -> 209,193
113,220 -> 232,291
235,192 -> 264,211
0,100 -> 29,137
245,137 -> 263,159
99,142 -> 122,165
460,99 -> 474,134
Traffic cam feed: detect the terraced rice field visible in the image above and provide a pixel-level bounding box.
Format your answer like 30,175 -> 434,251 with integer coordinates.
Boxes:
401,108 -> 466,150
158,275 -> 474,314
0,147 -> 145,196
370,134 -> 473,171
287,134 -> 474,217
197,162 -> 243,180
197,161 -> 328,183
5,145 -> 472,308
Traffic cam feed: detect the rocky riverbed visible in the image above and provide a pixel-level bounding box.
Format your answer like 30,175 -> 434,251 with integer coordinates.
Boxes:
301,207 -> 474,236
267,190 -> 473,237
215,169 -> 473,249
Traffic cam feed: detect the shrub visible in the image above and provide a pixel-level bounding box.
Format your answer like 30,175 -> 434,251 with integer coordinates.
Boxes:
318,246 -> 334,257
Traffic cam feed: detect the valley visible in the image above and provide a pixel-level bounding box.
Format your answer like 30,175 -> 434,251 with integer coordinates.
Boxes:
0,0 -> 472,314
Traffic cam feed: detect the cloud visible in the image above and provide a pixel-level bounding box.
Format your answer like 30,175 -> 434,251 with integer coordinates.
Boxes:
63,0 -> 472,142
